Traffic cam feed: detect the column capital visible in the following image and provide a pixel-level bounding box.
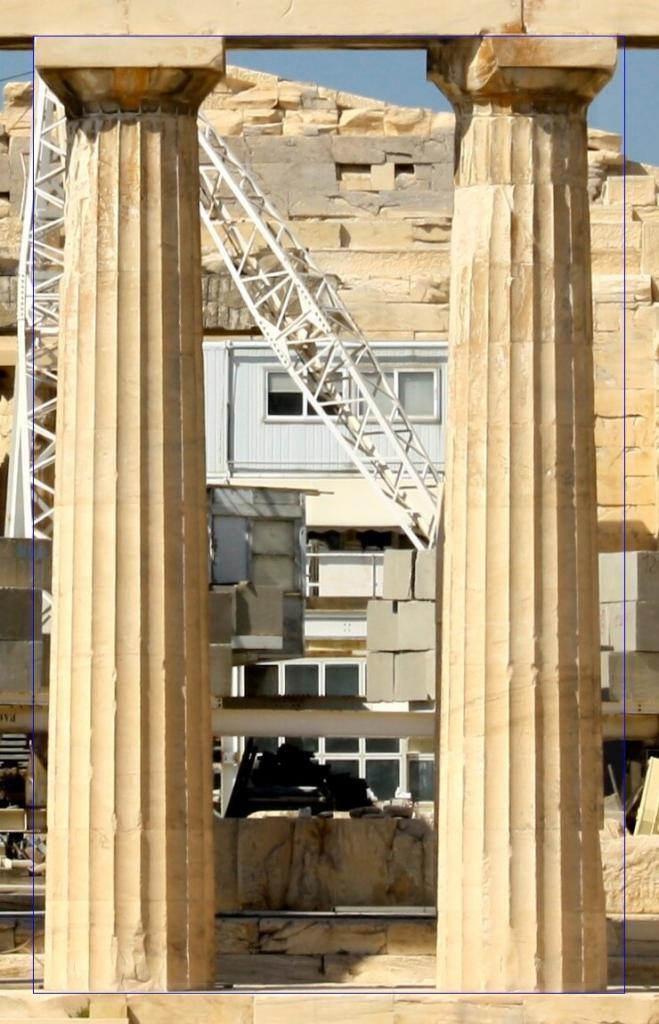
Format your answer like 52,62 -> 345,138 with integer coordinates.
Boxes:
35,36 -> 225,115
427,36 -> 616,111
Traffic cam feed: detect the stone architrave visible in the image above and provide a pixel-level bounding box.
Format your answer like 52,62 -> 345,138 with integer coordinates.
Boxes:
428,37 -> 617,992
36,38 -> 224,992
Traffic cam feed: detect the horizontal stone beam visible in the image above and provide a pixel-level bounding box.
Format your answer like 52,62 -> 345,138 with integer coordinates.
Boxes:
4,3 -> 659,43
0,0 -> 524,43
0,701 -> 650,740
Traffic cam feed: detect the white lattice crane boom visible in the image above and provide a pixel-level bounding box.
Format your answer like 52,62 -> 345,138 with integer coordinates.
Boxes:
6,78 -> 442,548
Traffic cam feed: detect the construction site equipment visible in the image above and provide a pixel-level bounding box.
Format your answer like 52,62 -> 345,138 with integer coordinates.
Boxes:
7,77 -> 441,547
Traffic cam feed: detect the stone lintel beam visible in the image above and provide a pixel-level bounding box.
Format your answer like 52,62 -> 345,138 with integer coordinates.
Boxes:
35,36 -> 225,114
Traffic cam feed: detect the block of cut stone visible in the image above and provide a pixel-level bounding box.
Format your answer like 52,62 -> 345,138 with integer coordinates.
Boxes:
251,518 -> 297,556
382,549 -> 415,601
0,147 -> 9,194
606,651 -> 659,707
605,601 -> 659,652
0,539 -> 51,590
0,640 -> 45,691
414,549 -> 437,601
251,552 -> 297,590
599,551 -> 659,604
234,583 -> 283,638
398,600 -> 436,651
366,652 -> 395,701
600,603 -> 611,647
394,650 -> 435,701
209,644 -> 233,698
8,136 -> 29,213
208,589 -> 235,645
0,589 -> 41,640
366,599 -> 399,652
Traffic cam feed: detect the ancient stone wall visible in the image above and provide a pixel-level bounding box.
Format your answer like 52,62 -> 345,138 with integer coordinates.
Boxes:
0,69 -> 656,549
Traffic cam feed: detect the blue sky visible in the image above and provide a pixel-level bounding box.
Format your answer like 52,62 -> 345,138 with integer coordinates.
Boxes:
0,45 -> 656,165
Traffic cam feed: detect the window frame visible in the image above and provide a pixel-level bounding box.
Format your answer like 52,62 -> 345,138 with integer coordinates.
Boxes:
239,659 -> 436,803
394,367 -> 441,422
264,368 -> 345,423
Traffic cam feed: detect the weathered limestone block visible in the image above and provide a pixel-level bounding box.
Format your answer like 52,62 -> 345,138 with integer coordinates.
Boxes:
38,37 -> 224,992
216,953 -> 324,985
367,600 -> 400,651
414,549 -> 437,601
8,137 -> 29,213
3,83 -> 32,137
0,588 -> 40,640
0,137 -> 9,194
395,650 -> 435,700
236,817 -> 294,910
0,274 -> 18,327
247,134 -> 333,164
429,36 -> 615,992
398,601 -> 436,651
604,651 -> 659,706
323,954 -> 434,985
601,835 -> 659,914
258,918 -> 387,955
215,918 -> 259,954
251,160 -> 337,192
0,639 -> 46,691
600,551 -> 659,603
602,601 -> 659,652
208,590 -> 235,645
382,549 -> 415,601
604,175 -> 657,206
592,274 -> 653,306
202,273 -> 254,331
366,651 -> 395,701
214,814 -> 239,913
217,818 -> 434,913
339,109 -> 386,134
209,644 -> 233,697
0,539 -> 51,590
383,107 -> 433,137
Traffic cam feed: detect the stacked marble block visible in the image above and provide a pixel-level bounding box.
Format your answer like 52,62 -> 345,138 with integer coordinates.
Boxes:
366,549 -> 437,702
208,487 -> 306,697
600,551 -> 659,709
0,539 -> 51,700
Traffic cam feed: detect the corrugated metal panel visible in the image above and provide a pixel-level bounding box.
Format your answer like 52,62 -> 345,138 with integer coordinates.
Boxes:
204,342 -> 229,478
204,341 -> 445,477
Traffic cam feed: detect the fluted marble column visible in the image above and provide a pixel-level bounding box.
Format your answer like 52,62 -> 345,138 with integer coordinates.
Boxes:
37,39 -> 224,991
428,38 -> 616,992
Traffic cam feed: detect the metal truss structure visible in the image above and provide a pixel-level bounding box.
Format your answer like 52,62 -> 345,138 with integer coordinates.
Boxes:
5,79 -> 65,540
6,80 -> 441,547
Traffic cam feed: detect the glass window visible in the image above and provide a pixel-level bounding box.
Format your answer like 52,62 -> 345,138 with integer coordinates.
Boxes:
365,738 -> 400,753
284,736 -> 319,753
325,737 -> 360,753
244,664 -> 278,697
325,758 -> 360,779
365,759 -> 399,800
409,758 -> 435,802
364,372 -> 395,416
267,371 -> 304,417
285,663 -> 320,696
398,371 -> 435,418
325,664 -> 360,697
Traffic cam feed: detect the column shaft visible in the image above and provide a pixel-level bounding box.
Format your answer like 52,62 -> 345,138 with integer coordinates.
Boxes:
44,102 -> 215,990
430,38 -> 616,992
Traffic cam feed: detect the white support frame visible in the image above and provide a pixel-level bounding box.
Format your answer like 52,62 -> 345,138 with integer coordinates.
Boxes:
7,80 -> 441,548
6,79 -> 65,539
